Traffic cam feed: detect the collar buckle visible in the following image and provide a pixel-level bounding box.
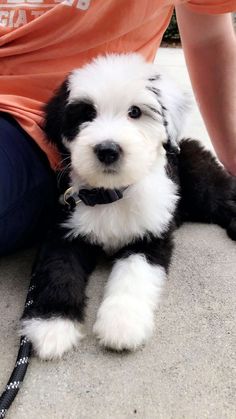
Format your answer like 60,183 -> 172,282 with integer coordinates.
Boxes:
63,187 -> 81,210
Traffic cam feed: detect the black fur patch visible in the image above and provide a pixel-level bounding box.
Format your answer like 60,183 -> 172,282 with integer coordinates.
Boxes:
23,226 -> 101,322
178,138 -> 236,239
44,80 -> 97,148
63,100 -> 97,141
44,79 -> 70,152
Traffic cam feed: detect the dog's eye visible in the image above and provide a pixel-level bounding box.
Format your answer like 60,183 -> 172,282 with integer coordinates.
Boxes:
128,106 -> 142,119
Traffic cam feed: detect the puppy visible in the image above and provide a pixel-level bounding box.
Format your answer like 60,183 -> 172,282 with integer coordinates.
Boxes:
20,54 -> 236,360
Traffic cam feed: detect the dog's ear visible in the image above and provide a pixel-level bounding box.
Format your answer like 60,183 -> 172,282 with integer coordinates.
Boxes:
44,79 -> 70,152
152,75 -> 192,147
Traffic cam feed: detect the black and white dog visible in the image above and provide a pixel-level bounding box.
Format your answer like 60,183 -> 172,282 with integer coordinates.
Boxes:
21,54 -> 236,360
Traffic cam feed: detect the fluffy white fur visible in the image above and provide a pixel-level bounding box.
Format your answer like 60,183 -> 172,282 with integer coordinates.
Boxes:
93,254 -> 166,350
20,318 -> 84,360
64,161 -> 178,252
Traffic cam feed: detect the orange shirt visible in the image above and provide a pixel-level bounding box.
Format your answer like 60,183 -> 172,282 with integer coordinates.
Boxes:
0,0 -> 236,168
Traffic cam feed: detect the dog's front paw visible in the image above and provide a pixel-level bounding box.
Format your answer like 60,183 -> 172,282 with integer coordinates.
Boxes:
20,317 -> 84,360
93,296 -> 154,351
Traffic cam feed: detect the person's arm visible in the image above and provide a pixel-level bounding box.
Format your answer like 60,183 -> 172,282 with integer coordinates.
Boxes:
175,6 -> 236,175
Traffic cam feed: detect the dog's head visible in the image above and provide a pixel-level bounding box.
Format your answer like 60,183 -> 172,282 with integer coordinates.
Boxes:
45,53 -> 190,189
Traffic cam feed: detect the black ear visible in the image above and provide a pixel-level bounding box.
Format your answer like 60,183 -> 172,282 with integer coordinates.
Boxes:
44,79 -> 70,152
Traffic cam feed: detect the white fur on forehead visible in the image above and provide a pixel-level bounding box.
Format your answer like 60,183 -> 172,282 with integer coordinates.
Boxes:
68,53 -> 153,97
68,53 -> 159,114
68,53 -> 191,144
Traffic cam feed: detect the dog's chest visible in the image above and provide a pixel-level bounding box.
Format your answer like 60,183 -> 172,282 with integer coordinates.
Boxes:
65,168 -> 178,252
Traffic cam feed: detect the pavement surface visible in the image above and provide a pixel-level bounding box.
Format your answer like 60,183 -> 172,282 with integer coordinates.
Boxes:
0,48 -> 236,419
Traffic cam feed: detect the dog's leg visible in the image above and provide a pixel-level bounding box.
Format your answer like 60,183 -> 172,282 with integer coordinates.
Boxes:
93,234 -> 173,351
178,139 -> 236,240
20,228 -> 99,360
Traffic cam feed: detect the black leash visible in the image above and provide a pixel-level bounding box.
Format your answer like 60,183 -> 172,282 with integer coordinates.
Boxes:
0,279 -> 36,418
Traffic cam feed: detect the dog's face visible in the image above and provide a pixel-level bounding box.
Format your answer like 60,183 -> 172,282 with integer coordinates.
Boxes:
45,54 -> 189,188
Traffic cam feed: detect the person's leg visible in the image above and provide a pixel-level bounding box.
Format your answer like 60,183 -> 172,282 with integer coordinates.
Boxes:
0,113 -> 58,256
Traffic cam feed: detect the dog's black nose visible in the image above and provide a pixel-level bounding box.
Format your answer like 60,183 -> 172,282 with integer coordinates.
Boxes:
94,141 -> 122,165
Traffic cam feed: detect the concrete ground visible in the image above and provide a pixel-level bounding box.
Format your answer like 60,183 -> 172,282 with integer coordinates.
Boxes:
0,48 -> 236,419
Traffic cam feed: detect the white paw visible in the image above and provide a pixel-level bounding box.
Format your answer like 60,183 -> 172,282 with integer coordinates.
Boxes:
20,317 -> 84,360
93,296 -> 154,351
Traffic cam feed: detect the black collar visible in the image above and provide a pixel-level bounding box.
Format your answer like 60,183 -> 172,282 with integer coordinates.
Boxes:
63,186 -> 126,210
